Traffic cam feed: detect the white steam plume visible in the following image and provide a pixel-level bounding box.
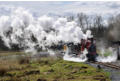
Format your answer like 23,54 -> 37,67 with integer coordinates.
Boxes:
63,46 -> 88,62
97,47 -> 117,62
0,7 -> 90,53
0,7 -> 118,63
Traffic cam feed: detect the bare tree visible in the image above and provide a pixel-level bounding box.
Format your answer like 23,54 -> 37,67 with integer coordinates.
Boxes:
67,15 -> 74,22
77,13 -> 89,29
93,15 -> 103,29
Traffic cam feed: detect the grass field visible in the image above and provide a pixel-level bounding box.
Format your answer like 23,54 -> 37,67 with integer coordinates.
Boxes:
0,51 -> 110,81
0,51 -> 27,57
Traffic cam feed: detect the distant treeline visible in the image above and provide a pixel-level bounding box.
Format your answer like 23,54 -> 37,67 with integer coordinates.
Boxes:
67,13 -> 120,43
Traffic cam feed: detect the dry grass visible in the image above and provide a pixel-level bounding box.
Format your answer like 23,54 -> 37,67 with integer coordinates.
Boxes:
0,55 -> 111,81
0,57 -> 30,76
0,60 -> 20,69
0,66 -> 8,76
0,51 -> 26,57
18,57 -> 30,64
0,60 -> 16,76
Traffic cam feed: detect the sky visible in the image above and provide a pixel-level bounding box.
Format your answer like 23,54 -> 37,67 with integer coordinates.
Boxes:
0,1 -> 120,18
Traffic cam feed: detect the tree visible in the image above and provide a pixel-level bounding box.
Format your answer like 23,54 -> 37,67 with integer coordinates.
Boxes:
67,15 -> 74,22
107,14 -> 120,41
77,13 -> 89,29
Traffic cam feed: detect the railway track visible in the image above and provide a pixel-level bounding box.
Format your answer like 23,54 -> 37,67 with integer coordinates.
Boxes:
91,62 -> 120,70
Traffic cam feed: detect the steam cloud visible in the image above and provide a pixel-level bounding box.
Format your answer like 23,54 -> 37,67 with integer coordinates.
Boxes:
0,7 -> 91,53
0,7 -> 117,63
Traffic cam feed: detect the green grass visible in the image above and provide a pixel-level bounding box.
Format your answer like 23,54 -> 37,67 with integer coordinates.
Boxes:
0,56 -> 111,81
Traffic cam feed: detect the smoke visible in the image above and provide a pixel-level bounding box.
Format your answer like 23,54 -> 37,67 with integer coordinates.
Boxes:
96,40 -> 118,62
63,47 -> 88,62
0,7 -> 88,53
0,7 -> 118,63
96,47 -> 117,62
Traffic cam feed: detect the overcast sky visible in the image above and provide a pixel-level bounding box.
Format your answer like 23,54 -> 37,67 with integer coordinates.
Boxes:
0,1 -> 120,17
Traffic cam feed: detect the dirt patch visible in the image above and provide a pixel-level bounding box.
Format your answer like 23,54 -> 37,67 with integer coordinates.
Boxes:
19,57 -> 30,64
0,67 -> 8,76
48,69 -> 54,72
7,77 -> 22,81
24,70 -> 40,75
71,68 -> 78,73
67,76 -> 75,80
80,66 -> 88,69
93,75 -> 106,81
37,78 -> 47,81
